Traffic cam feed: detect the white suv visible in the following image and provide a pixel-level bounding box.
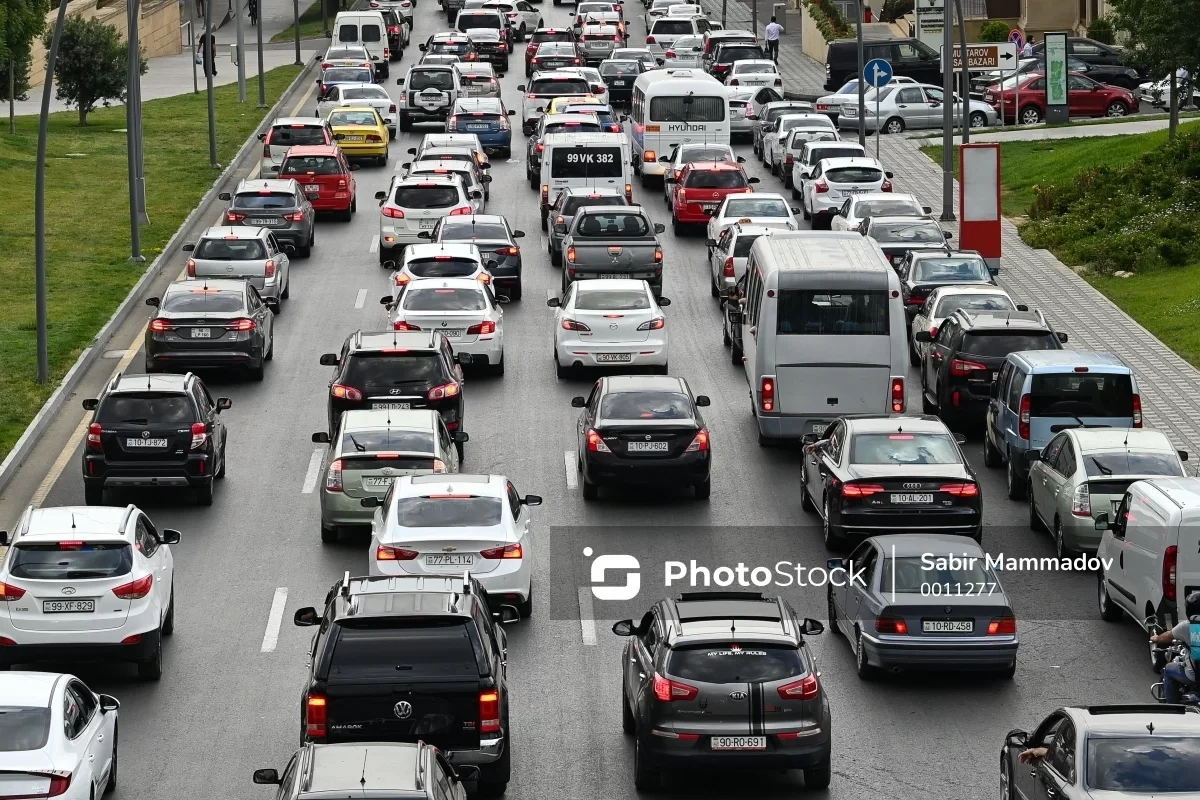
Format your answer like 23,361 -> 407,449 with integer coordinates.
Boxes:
0,505 -> 178,680
376,175 -> 479,264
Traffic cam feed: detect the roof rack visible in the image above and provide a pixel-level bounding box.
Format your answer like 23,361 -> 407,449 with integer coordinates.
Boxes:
679,591 -> 766,602
1087,704 -> 1191,716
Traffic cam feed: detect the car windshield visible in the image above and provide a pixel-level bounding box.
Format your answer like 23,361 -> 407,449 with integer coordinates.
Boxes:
546,120 -> 602,134
870,221 -> 945,243
269,125 -> 326,145
667,645 -> 805,684
233,191 -> 295,209
601,391 -> 693,420
409,70 -> 455,90
933,293 -> 1013,317
826,166 -> 883,184
0,708 -> 50,752
575,289 -> 650,310
392,496 -> 503,526
440,222 -> 509,241
1029,372 -> 1135,417
98,393 -> 193,424
341,429 -> 435,454
402,287 -> 488,311
882,556 -> 995,594
344,353 -> 446,385
324,68 -> 372,83
193,238 -> 266,260
724,198 -> 788,217
852,199 -> 921,218
9,542 -> 134,580
959,332 -> 1061,357
280,155 -> 342,175
329,110 -> 379,126
1084,450 -> 1184,478
685,170 -> 746,189
575,212 -> 649,237
912,257 -> 990,282
161,289 -> 245,313
342,87 -> 388,100
850,432 -> 961,465
732,234 -> 762,257
1086,737 -> 1200,791
394,185 -> 460,208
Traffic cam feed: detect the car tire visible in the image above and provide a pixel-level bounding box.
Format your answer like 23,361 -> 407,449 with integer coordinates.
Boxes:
826,588 -> 841,635
1097,570 -> 1122,621
921,390 -> 936,415
1001,753 -> 1015,800
550,246 -> 562,266
801,197 -> 810,220
791,184 -> 801,201
694,478 -> 710,500
621,684 -> 636,734
85,484 -> 104,506
321,523 -> 338,544
640,172 -> 654,189
281,279 -> 290,300
884,116 -> 905,134
731,340 -> 742,365
248,362 -> 265,381
490,353 -> 505,376
195,479 -> 214,506
983,433 -> 1002,467
908,339 -> 920,368
1006,455 -> 1025,500
854,628 -> 875,680
653,362 -> 668,375
822,494 -> 843,550
518,23 -> 526,40
803,761 -> 832,790
540,210 -> 548,231
1106,100 -> 1129,117
969,111 -> 987,129
476,743 -> 509,798
1020,105 -> 1042,125
1054,518 -> 1075,558
581,473 -> 598,500
399,113 -> 412,132
672,217 -> 684,236
137,633 -> 163,681
162,587 -> 176,636
215,442 -> 227,478
633,737 -> 660,791
456,440 -> 465,464
710,275 -> 719,298
105,727 -> 118,794
722,318 -> 731,345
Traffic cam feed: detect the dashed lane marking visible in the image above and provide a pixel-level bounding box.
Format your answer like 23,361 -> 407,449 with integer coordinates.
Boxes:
261,587 -> 289,653
369,236 -> 379,254
354,288 -> 368,309
564,450 -> 577,489
578,587 -> 597,646
301,447 -> 325,494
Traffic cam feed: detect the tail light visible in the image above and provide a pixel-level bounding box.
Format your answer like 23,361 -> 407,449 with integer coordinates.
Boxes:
393,321 -> 421,331
264,260 -> 276,278
499,43 -> 507,52
653,247 -> 663,263
186,259 -> 196,277
326,458 -> 343,492
479,690 -> 501,733
86,423 -> 103,451
625,183 -> 633,202
875,616 -> 908,634
773,78 -> 782,87
189,422 -> 209,450
949,358 -> 986,377
476,273 -> 492,284
112,574 -> 154,600
841,482 -> 884,497
366,134 -> 383,143
284,211 -> 305,222
561,318 -> 590,331
541,184 -> 549,206
1133,393 -> 1142,427
586,429 -> 610,452
331,384 -> 363,401
450,206 -> 473,216
447,118 -> 460,132
987,616 -> 1017,635
760,376 -> 775,413
226,211 -> 246,223
432,459 -> 447,473
228,318 -> 256,331
814,178 -> 828,194
729,78 -> 739,85
536,143 -> 544,153
1018,393 -> 1031,441
337,178 -> 347,189
929,325 -> 939,339
906,294 -> 926,305
467,320 -> 497,335
684,429 -> 709,452
428,382 -> 460,401
383,46 -> 390,58
496,246 -> 519,257
652,672 -> 697,701
881,177 -> 893,192
389,103 -> 397,113
1164,545 -> 1178,601
376,545 -> 419,560
498,116 -> 510,131
566,246 -> 577,263
0,582 -> 26,601
891,377 -> 904,413
722,257 -> 734,278
1071,483 -> 1091,517
664,49 -> 676,57
480,543 -> 523,559
777,673 -> 818,699
645,35 -> 655,44
262,140 -> 272,157
305,693 -> 328,739
382,206 -> 405,218
637,317 -> 664,331
940,483 -> 979,497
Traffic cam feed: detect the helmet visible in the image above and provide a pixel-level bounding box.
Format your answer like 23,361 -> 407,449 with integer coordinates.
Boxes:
1186,590 -> 1200,621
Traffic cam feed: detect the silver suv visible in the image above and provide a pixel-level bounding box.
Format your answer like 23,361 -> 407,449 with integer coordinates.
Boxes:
218,179 -> 315,258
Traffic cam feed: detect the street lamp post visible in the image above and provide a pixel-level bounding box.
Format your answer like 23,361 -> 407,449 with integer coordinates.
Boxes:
939,0 -> 954,220
204,0 -> 220,168
292,0 -> 302,65
256,0 -> 266,107
855,0 -> 865,147
234,0 -> 247,101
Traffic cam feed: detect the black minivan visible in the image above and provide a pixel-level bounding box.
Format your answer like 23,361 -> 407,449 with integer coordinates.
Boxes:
824,37 -> 941,91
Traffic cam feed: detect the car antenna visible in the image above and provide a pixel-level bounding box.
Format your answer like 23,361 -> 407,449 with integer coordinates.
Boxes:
359,750 -> 369,789
70,512 -> 76,529
1147,721 -> 1155,735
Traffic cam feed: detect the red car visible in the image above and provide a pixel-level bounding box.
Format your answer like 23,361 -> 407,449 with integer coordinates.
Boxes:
525,27 -> 575,73
983,71 -> 1137,125
670,161 -> 758,233
278,145 -> 358,220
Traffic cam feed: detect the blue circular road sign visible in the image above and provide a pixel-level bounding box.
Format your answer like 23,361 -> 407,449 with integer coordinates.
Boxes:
1009,28 -> 1024,49
862,58 -> 893,88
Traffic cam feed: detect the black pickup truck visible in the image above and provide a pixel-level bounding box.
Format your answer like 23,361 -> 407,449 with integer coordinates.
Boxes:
294,573 -> 519,797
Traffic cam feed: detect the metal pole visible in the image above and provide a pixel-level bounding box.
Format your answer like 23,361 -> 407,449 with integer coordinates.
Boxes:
855,0 -> 864,147
720,0 -> 727,27
874,88 -> 880,161
955,0 -> 968,143
126,0 -> 143,261
293,0 -> 302,65
35,0 -> 70,385
939,0 -> 954,221
188,20 -> 199,94
256,0 -> 266,107
130,0 -> 149,227
234,0 -> 246,101
204,0 -> 220,167
751,0 -> 757,36
321,0 -> 328,40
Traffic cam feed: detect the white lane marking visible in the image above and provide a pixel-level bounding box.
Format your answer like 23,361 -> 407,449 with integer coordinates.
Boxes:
301,447 -> 325,494
369,236 -> 379,254
540,234 -> 547,253
578,586 -> 597,646
260,587 -> 289,653
564,450 -> 577,489
354,288 -> 368,309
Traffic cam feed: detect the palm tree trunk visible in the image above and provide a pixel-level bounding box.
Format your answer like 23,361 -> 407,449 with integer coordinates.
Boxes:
8,60 -> 14,135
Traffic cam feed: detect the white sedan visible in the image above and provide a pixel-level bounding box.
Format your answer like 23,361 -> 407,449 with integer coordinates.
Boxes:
0,672 -> 119,799
725,59 -> 784,92
389,277 -> 507,374
705,192 -> 798,242
548,279 -> 669,377
368,474 -> 541,617
317,83 -> 399,136
762,113 -> 838,173
828,191 -> 928,232
908,285 -> 1017,366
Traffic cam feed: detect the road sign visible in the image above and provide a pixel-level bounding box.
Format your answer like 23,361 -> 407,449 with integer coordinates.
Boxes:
939,42 -> 1019,71
915,0 -> 944,52
862,58 -> 893,88
1008,28 -> 1024,50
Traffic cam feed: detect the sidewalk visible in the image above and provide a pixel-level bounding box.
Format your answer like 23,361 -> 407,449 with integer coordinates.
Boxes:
929,115 -> 1200,143
694,0 -> 827,97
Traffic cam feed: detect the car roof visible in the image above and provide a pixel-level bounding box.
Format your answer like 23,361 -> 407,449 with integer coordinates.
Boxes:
306,744 -> 421,794
1011,350 -> 1126,369
440,213 -> 507,225
453,97 -> 504,111
581,24 -> 619,33
406,242 -> 481,259
353,331 -> 440,351
111,372 -> 190,393
602,374 -> 687,393
1070,428 -> 1174,454
431,31 -> 470,40
575,278 -> 650,292
685,161 -> 743,171
397,174 -> 462,186
844,414 -> 951,435
0,672 -> 61,707
397,473 -> 504,496
282,144 -> 341,156
200,225 -> 266,239
164,278 -> 248,294
340,409 -> 441,434
272,116 -> 325,127
929,284 -> 1009,299
866,533 -> 984,558
779,113 -> 834,124
851,191 -> 918,204
1068,705 -> 1200,734
24,505 -> 134,538
665,592 -> 799,644
869,215 -> 939,226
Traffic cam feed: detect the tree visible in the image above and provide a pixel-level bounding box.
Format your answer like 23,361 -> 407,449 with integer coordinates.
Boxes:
1109,0 -> 1200,139
1086,16 -> 1114,44
0,0 -> 48,132
43,14 -> 146,126
978,20 -> 1010,43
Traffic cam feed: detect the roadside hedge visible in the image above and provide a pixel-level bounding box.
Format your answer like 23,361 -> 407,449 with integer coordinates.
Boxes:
803,0 -> 850,40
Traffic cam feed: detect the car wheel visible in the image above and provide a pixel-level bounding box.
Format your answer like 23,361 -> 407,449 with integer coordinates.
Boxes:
490,353 -> 505,376
826,588 -> 841,635
518,23 -> 526,40
84,484 -> 104,506
997,660 -> 1017,679
399,113 -> 412,132
908,339 -> 921,368
281,278 -> 290,300
1001,753 -> 1015,800
540,210 -> 548,231
1106,100 -> 1129,117
248,362 -> 265,381
694,478 -> 710,500
1006,455 -> 1025,500
633,737 -> 659,790
1097,570 -> 1122,622
791,184 -> 801,201
621,683 -> 636,734
137,634 -> 163,681
581,474 -> 598,500
854,628 -> 875,680
550,246 -> 562,267
653,362 -> 668,375
921,389 -> 936,414
105,727 -> 118,794
1027,486 -> 1042,531
983,433 -> 1002,467
1054,518 -> 1076,558
969,111 -> 987,128
672,217 -> 684,236
822,494 -> 843,550
884,116 -> 905,134
803,761 -> 832,790
801,196 -> 810,220
321,523 -> 338,543
1019,105 -> 1042,125
456,440 -> 465,464
194,479 -> 214,506
162,587 -> 176,636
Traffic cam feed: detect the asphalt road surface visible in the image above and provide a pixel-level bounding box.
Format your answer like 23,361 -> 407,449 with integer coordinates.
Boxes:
14,3 -> 1166,798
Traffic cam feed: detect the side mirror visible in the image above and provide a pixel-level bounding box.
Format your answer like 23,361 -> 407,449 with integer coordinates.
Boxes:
612,619 -> 635,636
1005,730 -> 1029,748
1057,332 -> 1069,343
312,431 -> 331,443
216,397 -> 232,411
456,352 -> 474,365
657,154 -> 672,162
252,769 -> 281,785
656,296 -> 671,306
478,161 -> 492,170
145,297 -> 160,307
1016,304 -> 1029,311
736,155 -> 746,162
255,133 -> 266,141
81,398 -> 99,411
319,353 -> 339,366
1093,513 -> 1111,531
98,694 -> 121,713
1023,449 -> 1043,467
922,205 -> 932,213
517,84 -> 526,91
791,206 -> 801,214
182,243 -> 195,252
471,190 -> 483,199
1179,450 -> 1189,462
0,532 -> 6,547
417,231 -> 432,239
349,163 -> 361,171
453,431 -> 470,444
218,192 -> 231,200
361,497 -> 382,508
375,190 -> 386,199
507,109 -> 516,116
265,299 -> 281,313
401,161 -> 412,170
496,605 -> 521,624
913,331 -> 932,343
455,765 -> 481,783
695,395 -> 710,406
571,396 -> 586,408
160,529 -> 182,545
482,174 -> 494,183
396,77 -> 406,84
653,223 -> 666,234
419,43 -> 427,50
547,297 -> 562,307
953,433 -> 967,445
747,177 -> 760,184
293,607 -> 319,626
513,230 -> 526,238
826,557 -> 844,571
655,57 -> 664,65
801,434 -> 818,445
943,230 -> 952,239
801,618 -> 824,635
522,494 -> 543,506
380,294 -> 394,305
496,295 -> 512,304
333,132 -> 346,141
704,238 -> 717,248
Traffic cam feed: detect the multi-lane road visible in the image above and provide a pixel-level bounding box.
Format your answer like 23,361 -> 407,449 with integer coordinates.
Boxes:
0,4 -> 1171,798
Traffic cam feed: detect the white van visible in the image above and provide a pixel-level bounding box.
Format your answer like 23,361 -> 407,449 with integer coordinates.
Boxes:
1097,477 -> 1200,631
627,68 -> 730,186
736,231 -> 907,445
333,11 -> 391,77
538,131 -> 633,227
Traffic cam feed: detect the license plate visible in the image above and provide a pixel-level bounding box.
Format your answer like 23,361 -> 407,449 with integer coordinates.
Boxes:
599,273 -> 626,279
842,189 -> 869,195
711,736 -> 766,751
343,135 -> 364,141
991,372 -> 998,381
248,218 -> 276,225
613,79 -> 627,86
190,328 -> 212,338
440,329 -> 465,338
922,620 -> 974,633
43,599 -> 95,613
890,493 -> 934,504
372,402 -> 411,410
809,422 -> 829,434
596,352 -> 632,362
305,185 -> 321,194
425,554 -> 474,566
419,219 -> 437,229
701,204 -> 717,212
363,477 -> 396,488
126,438 -> 168,447
466,124 -> 491,131
627,441 -> 668,452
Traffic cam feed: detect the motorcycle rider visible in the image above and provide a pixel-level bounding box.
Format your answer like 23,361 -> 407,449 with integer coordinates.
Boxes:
1149,590 -> 1200,703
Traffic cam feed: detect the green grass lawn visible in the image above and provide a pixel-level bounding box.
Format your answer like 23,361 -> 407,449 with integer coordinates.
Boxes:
271,0 -> 329,43
0,65 -> 303,461
1089,264 -> 1200,368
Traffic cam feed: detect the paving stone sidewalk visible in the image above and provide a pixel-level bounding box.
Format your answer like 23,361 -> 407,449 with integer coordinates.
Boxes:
692,0 -> 827,96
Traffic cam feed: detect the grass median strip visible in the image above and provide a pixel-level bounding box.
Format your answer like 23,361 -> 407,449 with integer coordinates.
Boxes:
0,64 -> 303,461
271,0 -> 328,43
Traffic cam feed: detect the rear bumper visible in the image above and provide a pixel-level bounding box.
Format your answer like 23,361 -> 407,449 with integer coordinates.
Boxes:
84,456 -> 212,488
403,106 -> 451,121
642,731 -> 830,770
339,142 -> 389,158
860,631 -> 1018,670
555,336 -> 667,368
145,345 -> 262,371
311,195 -> 354,212
0,628 -> 161,665
756,413 -> 854,440
833,506 -> 981,536
674,207 -> 715,223
582,450 -> 709,486
372,554 -> 530,598
473,131 -> 512,150
270,227 -> 309,248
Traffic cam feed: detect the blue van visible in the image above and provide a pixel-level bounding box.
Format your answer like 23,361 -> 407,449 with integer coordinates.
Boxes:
447,97 -> 515,158
984,351 -> 1142,500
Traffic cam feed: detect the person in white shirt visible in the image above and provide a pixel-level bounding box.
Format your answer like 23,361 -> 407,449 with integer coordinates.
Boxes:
1020,36 -> 1034,58
764,16 -> 783,62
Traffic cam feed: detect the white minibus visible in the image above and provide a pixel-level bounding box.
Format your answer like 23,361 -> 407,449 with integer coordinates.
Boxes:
626,68 -> 730,186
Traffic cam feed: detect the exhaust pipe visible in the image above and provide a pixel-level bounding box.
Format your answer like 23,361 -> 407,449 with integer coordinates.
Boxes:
1151,682 -> 1165,702
283,243 -> 297,253
889,666 -> 902,674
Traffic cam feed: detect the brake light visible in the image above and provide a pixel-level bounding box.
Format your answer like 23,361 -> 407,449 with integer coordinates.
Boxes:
566,246 -> 577,263
643,150 -> 655,162
875,616 -> 908,634
814,179 -> 828,194
264,260 -> 276,278
891,377 -> 905,413
950,358 -> 986,377
645,35 -> 655,43
480,543 -> 523,559
376,545 -> 419,560
722,257 -> 735,277
842,482 -> 885,497
186,259 -> 196,277
637,317 -> 664,331
479,690 -> 501,733
305,693 -> 328,739
586,429 -> 610,452
561,318 -> 590,331
625,183 -> 633,202
0,582 -> 25,601
1133,393 -> 1142,427
228,318 -> 256,331
112,574 -> 154,600
1071,483 -> 1091,517
284,211 -> 305,222
785,153 -> 793,166
653,247 -> 663,263
393,321 -> 421,331
331,384 -> 363,401
1018,393 -> 1030,441
433,459 -> 447,473
929,326 -> 939,339
325,458 -> 343,492
940,483 -> 979,497
541,184 -> 549,205
496,246 -> 519,257
665,49 -> 676,57
906,295 -> 925,305
389,103 -> 397,113
189,422 -> 209,451
467,320 -> 497,335
382,206 -> 405,218
777,673 -> 818,699
987,616 -> 1017,635
1165,545 -> 1178,601
685,429 -> 709,452
881,177 -> 893,192
652,672 -> 697,701
428,382 -> 460,401
760,376 -> 775,413
774,78 -> 783,87
226,211 -> 246,223
85,422 -> 104,452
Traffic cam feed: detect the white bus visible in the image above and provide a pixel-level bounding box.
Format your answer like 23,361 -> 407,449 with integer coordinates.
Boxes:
626,68 -> 730,186
736,231 -> 908,445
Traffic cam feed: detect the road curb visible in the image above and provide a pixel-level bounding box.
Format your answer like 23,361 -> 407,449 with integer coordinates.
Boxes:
0,56 -> 320,498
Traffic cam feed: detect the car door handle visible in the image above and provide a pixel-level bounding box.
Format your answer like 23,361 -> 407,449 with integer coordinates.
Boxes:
630,657 -> 637,663
96,734 -> 104,742
638,672 -> 645,679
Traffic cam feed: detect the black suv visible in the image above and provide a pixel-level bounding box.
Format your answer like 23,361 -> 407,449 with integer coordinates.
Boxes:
81,372 -> 231,506
915,308 -> 1067,428
293,574 -> 519,797
897,249 -> 1000,322
253,741 -> 476,800
320,331 -> 471,456
613,591 -> 831,791
824,37 -> 940,90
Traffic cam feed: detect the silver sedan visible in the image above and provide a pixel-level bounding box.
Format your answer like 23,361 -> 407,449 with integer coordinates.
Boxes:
838,83 -> 998,134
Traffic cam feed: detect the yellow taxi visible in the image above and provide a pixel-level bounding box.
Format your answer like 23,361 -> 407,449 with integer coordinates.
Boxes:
325,106 -> 389,165
544,95 -> 603,115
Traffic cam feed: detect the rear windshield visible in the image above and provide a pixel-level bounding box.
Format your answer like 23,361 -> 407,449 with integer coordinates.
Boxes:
575,212 -> 648,237
776,290 -> 889,336
98,393 -> 193,424
912,257 -> 990,282
392,496 -> 503,526
850,433 -> 961,465
826,166 -> 883,184
732,235 -> 761,257
233,192 -> 296,209
1084,451 -> 1184,478
329,109 -> 379,126
680,146 -> 732,164
402,287 -> 487,311
530,78 -> 591,94
546,121 -> 603,135
323,67 -> 373,83
870,221 -> 945,244
933,293 -> 1013,316
269,125 -> 326,146
766,105 -> 808,122
601,61 -> 640,75
326,47 -> 367,59
1029,372 -> 1134,417
341,429 -> 435,454
458,12 -> 502,27
882,557 -> 994,594
959,332 -> 1060,357
440,222 -> 509,241
550,146 -> 623,178
724,197 -> 788,217
806,147 -> 863,164
684,170 -> 746,189
852,198 -> 921,217
466,29 -> 500,42
461,74 -> 496,85
649,95 -> 724,121
161,290 -> 245,313
563,195 -> 626,214
409,70 -> 455,90
538,43 -> 576,55
1087,737 -> 1200,792
431,39 -> 473,54
281,156 -> 343,175
532,31 -> 574,44
581,29 -> 619,40
667,645 -> 804,684
0,708 -> 50,752
331,620 -> 479,678
651,19 -> 692,34
406,258 -> 479,277
342,86 -> 388,100
735,63 -> 775,74
343,353 -> 446,384
9,542 -> 133,580
575,289 -> 650,310
600,391 -> 692,420
193,238 -> 266,260
718,46 -> 764,61
394,186 -> 460,208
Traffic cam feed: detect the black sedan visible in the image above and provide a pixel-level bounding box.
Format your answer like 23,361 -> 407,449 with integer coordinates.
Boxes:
800,415 -> 981,549
598,58 -> 643,104
857,215 -> 953,268
145,278 -> 277,380
897,249 -> 999,321
427,213 -> 526,301
572,375 -> 711,500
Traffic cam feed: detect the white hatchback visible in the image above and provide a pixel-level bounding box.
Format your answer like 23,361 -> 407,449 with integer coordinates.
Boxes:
548,278 -> 669,376
367,474 -> 541,617
762,113 -> 838,172
0,505 -> 178,680
376,175 -> 478,262
389,278 -> 507,372
801,156 -> 891,228
389,242 -> 494,293
705,191 -> 798,242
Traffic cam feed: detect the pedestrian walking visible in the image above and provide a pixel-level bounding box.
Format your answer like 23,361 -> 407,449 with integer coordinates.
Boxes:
195,0 -> 205,18
248,0 -> 258,24
863,3 -> 872,22
197,30 -> 218,75
1021,35 -> 1034,58
764,16 -> 783,63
